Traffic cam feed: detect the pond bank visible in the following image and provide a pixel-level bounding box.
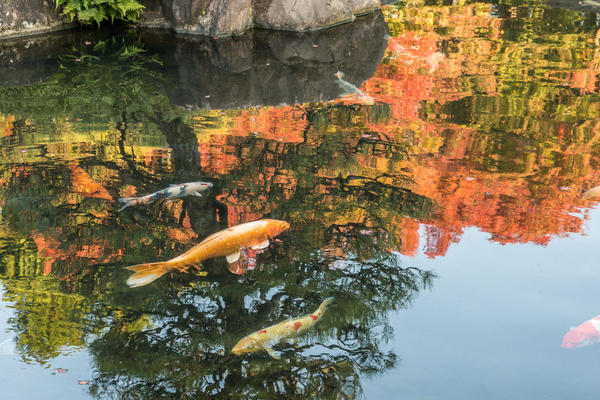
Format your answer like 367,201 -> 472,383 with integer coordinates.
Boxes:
0,0 -> 383,39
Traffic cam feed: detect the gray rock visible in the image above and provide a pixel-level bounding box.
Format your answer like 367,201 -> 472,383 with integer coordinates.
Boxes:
143,0 -> 383,34
156,0 -> 253,36
138,0 -> 171,29
350,0 -> 382,16
253,0 -> 354,31
0,0 -> 75,38
1,0 -> 384,39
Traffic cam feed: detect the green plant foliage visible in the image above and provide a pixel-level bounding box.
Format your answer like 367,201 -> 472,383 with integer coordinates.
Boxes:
55,0 -> 144,25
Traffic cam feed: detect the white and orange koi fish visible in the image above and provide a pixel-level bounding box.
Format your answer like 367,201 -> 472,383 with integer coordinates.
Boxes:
126,219 -> 290,287
118,181 -> 212,212
232,297 -> 334,359
334,71 -> 375,106
561,315 -> 600,349
582,184 -> 600,200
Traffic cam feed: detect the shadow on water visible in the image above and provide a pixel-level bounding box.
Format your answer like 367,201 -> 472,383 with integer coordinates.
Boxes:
0,11 -> 389,109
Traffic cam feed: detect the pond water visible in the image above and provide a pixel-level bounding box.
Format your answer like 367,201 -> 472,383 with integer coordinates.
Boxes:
1,1 -> 599,399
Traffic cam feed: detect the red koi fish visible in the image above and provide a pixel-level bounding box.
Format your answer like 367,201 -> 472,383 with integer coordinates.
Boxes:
562,315 -> 600,349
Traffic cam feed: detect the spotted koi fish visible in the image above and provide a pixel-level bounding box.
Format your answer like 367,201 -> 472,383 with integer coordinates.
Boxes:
126,219 -> 290,287
232,297 -> 334,359
118,181 -> 212,212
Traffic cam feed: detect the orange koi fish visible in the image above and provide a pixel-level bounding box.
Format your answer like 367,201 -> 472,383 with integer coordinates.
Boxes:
232,297 -> 334,359
561,315 -> 600,349
126,219 -> 290,287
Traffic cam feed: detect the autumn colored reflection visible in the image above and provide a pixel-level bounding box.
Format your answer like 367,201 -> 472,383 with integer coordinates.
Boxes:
0,1 -> 600,398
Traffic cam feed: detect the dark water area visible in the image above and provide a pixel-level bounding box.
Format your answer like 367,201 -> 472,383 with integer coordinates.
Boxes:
0,1 -> 599,399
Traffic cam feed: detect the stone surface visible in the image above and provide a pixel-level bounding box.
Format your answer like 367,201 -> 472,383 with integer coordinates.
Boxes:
252,0 -> 354,31
0,0 -> 75,38
1,0 -> 384,39
350,0 -> 382,16
137,0 -> 171,29
140,0 -> 383,35
158,0 -> 253,36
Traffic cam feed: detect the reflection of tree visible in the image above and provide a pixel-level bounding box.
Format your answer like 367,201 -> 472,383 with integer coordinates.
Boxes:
70,99 -> 434,396
359,1 -> 600,256
0,100 -> 435,398
81,249 -> 433,399
11,1 -> 600,396
1,277 -> 91,365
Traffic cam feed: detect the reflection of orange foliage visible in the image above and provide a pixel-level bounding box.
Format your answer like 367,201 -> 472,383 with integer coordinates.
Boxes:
206,4 -> 599,257
217,192 -> 270,227
229,108 -> 307,142
393,217 -> 420,257
1,115 -> 15,137
31,233 -> 60,275
143,149 -> 174,170
196,107 -> 306,176
32,230 -> 125,273
198,135 -> 241,176
167,228 -> 198,243
68,164 -> 112,200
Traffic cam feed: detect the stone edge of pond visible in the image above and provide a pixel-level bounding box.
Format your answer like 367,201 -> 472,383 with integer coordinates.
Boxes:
1,0 -> 385,40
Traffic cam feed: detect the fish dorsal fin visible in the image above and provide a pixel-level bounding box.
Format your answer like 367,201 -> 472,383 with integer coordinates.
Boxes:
226,251 -> 241,264
251,239 -> 270,250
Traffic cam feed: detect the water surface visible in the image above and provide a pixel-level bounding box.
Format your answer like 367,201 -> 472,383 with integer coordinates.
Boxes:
0,1 -> 599,399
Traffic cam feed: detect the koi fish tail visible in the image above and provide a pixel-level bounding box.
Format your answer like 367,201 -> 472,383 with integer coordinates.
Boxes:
317,297 -> 335,313
335,70 -> 345,79
118,197 -> 138,212
125,261 -> 174,287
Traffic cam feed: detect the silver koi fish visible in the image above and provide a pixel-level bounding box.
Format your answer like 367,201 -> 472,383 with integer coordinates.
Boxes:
118,181 -> 212,212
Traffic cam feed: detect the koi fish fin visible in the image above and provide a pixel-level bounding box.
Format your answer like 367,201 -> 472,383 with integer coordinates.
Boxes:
265,348 -> 281,360
125,261 -> 173,287
317,297 -> 335,313
251,239 -> 269,250
228,261 -> 248,275
193,192 -> 203,198
118,197 -> 138,212
226,251 -> 241,264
